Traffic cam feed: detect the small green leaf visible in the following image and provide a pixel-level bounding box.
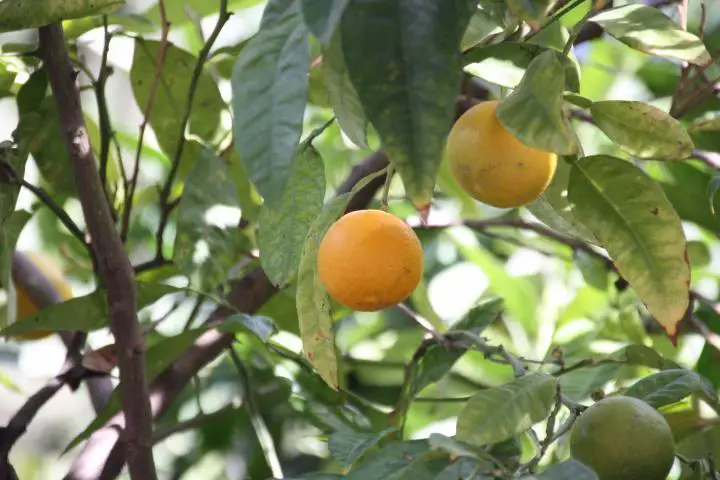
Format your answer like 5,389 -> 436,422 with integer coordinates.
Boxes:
615,344 -> 681,370
625,369 -> 710,408
564,92 -> 593,109
258,146 -> 326,287
345,440 -> 435,480
689,112 -> 720,133
173,146 -> 249,290
575,250 -> 609,291
427,434 -> 487,462
295,168 -> 387,390
1,282 -> 180,337
533,460 -> 599,480
0,0 -> 123,33
300,0 -> 349,47
0,146 -> 27,223
560,363 -> 622,401
131,40 -> 225,161
463,42 -> 580,92
218,313 -> 278,343
590,101 -> 694,160
569,156 -> 690,336
328,428 -> 395,468
457,373 -> 558,446
505,0 -> 555,26
496,50 -> 578,155
63,326 -> 208,453
231,0 -> 310,207
527,159 -> 598,244
589,3 -> 711,65
339,0 -> 477,208
324,29 -> 369,148
687,240 -> 711,268
461,8 -> 502,51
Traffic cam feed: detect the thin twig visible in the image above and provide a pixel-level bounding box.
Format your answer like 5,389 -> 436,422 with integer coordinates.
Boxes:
121,0 -> 170,243
96,16 -> 114,203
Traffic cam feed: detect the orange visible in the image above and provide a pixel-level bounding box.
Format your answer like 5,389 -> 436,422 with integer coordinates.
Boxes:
10,252 -> 73,341
570,396 -> 676,480
445,100 -> 557,208
317,209 -> 424,312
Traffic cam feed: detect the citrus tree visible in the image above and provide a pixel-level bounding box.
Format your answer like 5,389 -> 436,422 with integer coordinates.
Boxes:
0,0 -> 719,479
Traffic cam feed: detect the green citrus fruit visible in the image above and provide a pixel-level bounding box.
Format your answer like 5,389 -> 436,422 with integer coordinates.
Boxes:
570,396 -> 676,480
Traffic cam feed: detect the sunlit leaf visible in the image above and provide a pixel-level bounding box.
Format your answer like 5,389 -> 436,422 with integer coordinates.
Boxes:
590,101 -> 694,160
505,0 -> 555,26
589,3 -> 711,65
173,146 -> 250,290
328,428 -> 395,468
259,146 -> 326,287
496,50 -> 578,155
231,0 -> 310,207
0,0 -> 123,33
457,373 -> 557,446
568,156 -> 690,337
339,0 -> 477,208
625,369 -> 716,409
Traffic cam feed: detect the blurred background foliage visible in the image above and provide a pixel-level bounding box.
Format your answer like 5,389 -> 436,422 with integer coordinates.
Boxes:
0,0 -> 719,478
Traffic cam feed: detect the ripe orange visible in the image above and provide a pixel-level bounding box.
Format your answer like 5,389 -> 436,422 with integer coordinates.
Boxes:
445,100 -> 557,208
317,209 -> 424,312
570,396 -> 676,480
11,252 -> 73,341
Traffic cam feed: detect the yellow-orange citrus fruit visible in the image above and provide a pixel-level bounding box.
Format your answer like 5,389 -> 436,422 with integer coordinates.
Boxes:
11,252 -> 73,341
570,396 -> 676,480
445,100 -> 557,208
317,209 -> 423,312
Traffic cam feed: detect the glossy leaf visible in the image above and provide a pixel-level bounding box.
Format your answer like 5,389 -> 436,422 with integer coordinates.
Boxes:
173,146 -> 249,290
339,0 -> 476,208
259,146 -> 326,287
464,42 -> 580,92
300,0 -> 349,46
527,158 -> 598,244
589,3 -> 711,65
533,460 -> 599,480
569,156 -> 690,336
324,30 -> 369,147
345,440 -> 435,480
457,373 -> 557,446
625,369 -> 718,409
1,282 -> 180,337
590,101 -> 694,160
328,428 -> 395,468
0,0 -> 123,33
295,169 -> 386,390
461,8 -> 502,50
496,50 -> 578,155
231,0 -> 310,207
218,313 -> 278,343
131,40 -> 224,161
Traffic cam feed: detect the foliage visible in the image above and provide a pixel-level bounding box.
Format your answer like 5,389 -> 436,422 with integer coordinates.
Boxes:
0,0 -> 720,479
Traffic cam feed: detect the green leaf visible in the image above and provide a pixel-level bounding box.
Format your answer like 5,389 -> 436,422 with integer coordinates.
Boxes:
339,0 -> 476,208
0,211 -> 32,328
409,298 -> 503,399
660,161 -> 720,233
689,112 -> 720,133
461,8 -> 502,51
590,101 -> 694,160
231,0 -> 310,207
328,428 -> 395,468
1,282 -> 180,337
456,373 -> 558,446
173,146 -> 249,290
575,250 -> 609,291
505,0 -> 554,26
559,363 -> 622,402
496,50 -> 578,155
131,40 -> 225,161
217,313 -> 278,343
568,156 -> 690,336
346,440 -> 436,480
615,344 -> 680,370
324,29 -> 369,148
63,326 -> 209,453
532,460 -> 599,480
527,159 -> 598,244
687,240 -> 711,268
295,168 -> 387,390
300,0 -> 349,46
0,0 -> 123,33
463,42 -> 580,92
226,149 -> 262,224
258,146 -> 326,287
589,3 -> 711,65
427,434 -> 483,460
625,369 -> 717,409
0,146 -> 27,223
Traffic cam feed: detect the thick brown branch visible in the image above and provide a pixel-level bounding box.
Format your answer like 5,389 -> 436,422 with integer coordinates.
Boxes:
38,24 -> 157,480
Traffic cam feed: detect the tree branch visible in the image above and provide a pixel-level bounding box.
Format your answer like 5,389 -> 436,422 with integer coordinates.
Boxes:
38,23 -> 157,480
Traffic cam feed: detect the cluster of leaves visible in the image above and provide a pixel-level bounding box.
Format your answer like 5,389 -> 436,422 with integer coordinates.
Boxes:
1,0 -> 720,478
